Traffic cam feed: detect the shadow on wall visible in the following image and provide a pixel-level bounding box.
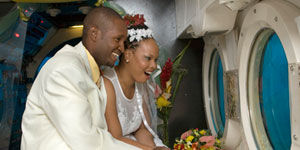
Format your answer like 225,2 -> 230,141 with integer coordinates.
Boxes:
168,38 -> 206,146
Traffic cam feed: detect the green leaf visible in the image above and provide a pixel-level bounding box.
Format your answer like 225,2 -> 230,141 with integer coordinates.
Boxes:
157,110 -> 164,119
172,41 -> 191,66
157,124 -> 164,129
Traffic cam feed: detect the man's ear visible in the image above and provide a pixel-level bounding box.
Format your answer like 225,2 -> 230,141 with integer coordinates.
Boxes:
90,26 -> 101,42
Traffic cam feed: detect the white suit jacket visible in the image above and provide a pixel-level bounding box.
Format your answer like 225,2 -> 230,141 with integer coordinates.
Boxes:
21,42 -> 140,150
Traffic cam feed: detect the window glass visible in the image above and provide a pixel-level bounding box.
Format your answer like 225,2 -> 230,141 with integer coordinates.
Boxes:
209,50 -> 225,137
260,33 -> 291,150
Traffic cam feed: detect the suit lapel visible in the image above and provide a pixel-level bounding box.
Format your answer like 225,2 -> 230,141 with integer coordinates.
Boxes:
75,42 -> 93,80
74,42 -> 108,128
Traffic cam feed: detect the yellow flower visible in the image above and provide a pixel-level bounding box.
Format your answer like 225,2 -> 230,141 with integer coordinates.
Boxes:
200,130 -> 206,135
193,129 -> 200,136
216,139 -> 221,144
201,148 -> 216,150
156,95 -> 171,109
173,144 -> 177,149
186,135 -> 194,142
162,92 -> 171,100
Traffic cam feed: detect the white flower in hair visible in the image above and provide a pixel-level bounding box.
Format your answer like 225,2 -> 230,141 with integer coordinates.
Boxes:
128,29 -> 135,36
127,28 -> 153,42
129,36 -> 135,42
136,36 -> 142,42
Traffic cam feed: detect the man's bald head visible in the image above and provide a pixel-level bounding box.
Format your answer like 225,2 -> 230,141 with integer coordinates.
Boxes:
82,7 -> 122,40
81,6 -> 127,68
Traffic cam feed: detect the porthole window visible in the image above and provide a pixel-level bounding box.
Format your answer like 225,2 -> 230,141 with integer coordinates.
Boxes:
209,50 -> 225,137
248,28 -> 291,149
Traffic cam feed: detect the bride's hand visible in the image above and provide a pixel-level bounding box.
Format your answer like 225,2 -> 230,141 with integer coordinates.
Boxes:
152,146 -> 170,150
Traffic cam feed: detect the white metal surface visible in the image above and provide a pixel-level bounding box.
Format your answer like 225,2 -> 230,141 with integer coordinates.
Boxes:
200,0 -> 300,149
219,0 -> 254,11
203,35 -> 243,150
175,0 -> 237,38
237,0 -> 300,149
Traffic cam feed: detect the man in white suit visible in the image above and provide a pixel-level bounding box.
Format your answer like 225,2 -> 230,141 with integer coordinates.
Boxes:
21,7 -> 140,150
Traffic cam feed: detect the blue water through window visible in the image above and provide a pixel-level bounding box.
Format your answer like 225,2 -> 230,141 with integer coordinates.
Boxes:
217,57 -> 225,127
210,51 -> 225,137
260,33 -> 291,150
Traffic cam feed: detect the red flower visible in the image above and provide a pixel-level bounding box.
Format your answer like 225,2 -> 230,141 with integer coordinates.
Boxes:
136,14 -> 145,25
124,20 -> 130,26
174,144 -> 184,150
124,15 -> 131,26
160,58 -> 173,90
124,14 -> 145,27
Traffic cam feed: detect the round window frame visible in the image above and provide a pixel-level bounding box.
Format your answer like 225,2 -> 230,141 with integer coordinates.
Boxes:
238,1 -> 300,149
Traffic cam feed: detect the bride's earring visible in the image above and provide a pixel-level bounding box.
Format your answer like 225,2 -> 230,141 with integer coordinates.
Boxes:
126,59 -> 129,63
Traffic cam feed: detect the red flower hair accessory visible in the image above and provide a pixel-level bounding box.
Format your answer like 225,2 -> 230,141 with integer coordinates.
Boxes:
124,14 -> 146,27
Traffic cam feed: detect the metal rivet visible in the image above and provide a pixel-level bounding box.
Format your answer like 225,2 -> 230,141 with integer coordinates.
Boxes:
241,33 -> 243,37
274,17 -> 278,22
253,9 -> 256,13
290,65 -> 294,71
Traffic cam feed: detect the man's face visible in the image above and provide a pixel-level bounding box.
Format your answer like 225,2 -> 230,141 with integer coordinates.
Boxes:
94,18 -> 127,67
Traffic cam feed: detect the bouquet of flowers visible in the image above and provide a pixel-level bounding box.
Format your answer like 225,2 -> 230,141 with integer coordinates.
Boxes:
174,129 -> 223,150
155,41 -> 191,146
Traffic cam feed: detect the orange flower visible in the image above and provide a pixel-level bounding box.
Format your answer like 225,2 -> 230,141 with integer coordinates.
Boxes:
174,143 -> 185,150
192,142 -> 199,150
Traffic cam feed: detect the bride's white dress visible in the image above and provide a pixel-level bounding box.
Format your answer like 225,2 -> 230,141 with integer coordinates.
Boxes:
103,67 -> 164,146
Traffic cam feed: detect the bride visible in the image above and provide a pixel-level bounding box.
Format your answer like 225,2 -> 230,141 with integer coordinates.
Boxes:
103,14 -> 168,150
